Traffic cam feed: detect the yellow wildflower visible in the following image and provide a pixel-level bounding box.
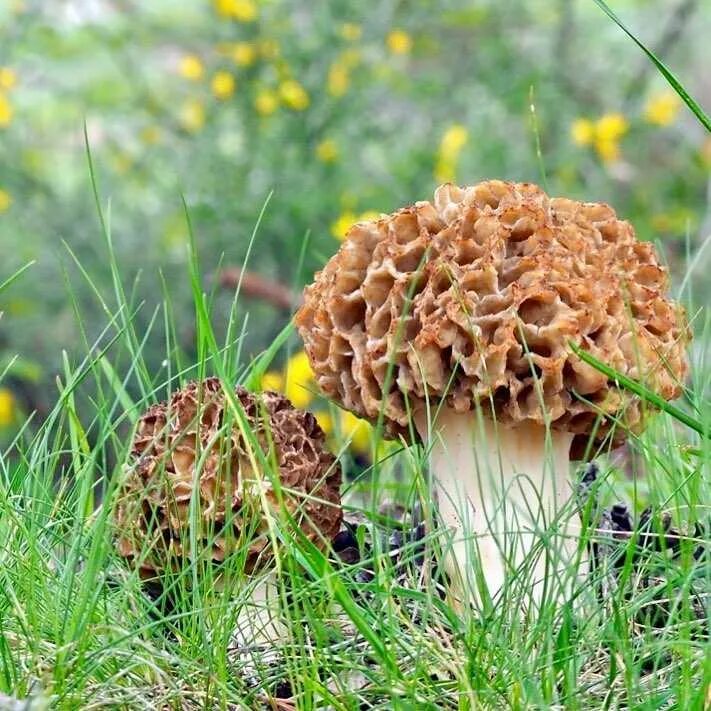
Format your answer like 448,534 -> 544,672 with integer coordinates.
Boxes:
571,113 -> 628,163
232,41 -> 256,67
435,159 -> 456,183
0,388 -> 15,426
594,139 -> 619,163
259,39 -> 281,60
214,0 -> 257,21
178,54 -> 204,80
179,99 -> 206,133
386,29 -> 413,55
331,211 -> 357,240
0,189 -> 11,213
284,351 -> 315,408
211,71 -> 236,100
434,124 -> 468,183
315,411 -> 334,436
331,210 -> 380,240
570,118 -> 595,146
316,138 -> 339,163
340,23 -> 362,41
594,113 -> 628,162
140,125 -> 162,145
595,113 -> 628,142
0,67 -> 16,91
440,124 -> 468,157
254,89 -> 278,116
327,62 -> 349,97
0,94 -> 13,128
261,371 -> 284,392
279,79 -> 309,111
340,411 -> 371,454
644,91 -> 681,126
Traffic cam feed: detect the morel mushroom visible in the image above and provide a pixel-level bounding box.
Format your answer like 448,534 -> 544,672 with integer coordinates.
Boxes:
115,378 -> 342,576
295,180 -> 689,602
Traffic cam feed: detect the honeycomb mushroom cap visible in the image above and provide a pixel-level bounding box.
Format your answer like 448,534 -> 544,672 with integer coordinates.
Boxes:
115,378 -> 342,576
296,180 -> 689,454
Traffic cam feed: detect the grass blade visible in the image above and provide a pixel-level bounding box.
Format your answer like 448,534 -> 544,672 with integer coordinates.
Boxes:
592,0 -> 711,132
570,341 -> 708,437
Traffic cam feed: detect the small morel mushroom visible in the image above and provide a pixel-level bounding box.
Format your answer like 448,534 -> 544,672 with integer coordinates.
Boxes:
115,378 -> 342,575
296,180 -> 690,603
115,378 -> 342,645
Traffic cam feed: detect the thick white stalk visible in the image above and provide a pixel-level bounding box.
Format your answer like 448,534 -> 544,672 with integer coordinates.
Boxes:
232,572 -> 285,660
415,409 -> 576,605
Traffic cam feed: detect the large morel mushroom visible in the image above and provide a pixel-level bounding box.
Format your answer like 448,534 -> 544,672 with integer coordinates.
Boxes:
115,378 -> 342,577
296,180 -> 689,601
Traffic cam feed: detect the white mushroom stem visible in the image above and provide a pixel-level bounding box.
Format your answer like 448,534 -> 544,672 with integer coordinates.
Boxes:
232,572 -> 286,659
415,409 -> 577,606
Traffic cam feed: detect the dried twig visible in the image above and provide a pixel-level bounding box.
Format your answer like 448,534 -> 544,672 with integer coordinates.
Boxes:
217,267 -> 298,311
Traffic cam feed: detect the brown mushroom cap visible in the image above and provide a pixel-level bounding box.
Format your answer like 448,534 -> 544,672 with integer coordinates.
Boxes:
115,378 -> 342,576
296,180 -> 689,453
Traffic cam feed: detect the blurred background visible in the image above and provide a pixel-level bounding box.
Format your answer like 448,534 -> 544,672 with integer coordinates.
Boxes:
0,0 -> 709,442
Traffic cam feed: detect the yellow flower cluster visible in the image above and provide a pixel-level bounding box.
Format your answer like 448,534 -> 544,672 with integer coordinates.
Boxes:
260,351 -> 313,409
331,210 -> 381,240
279,79 -> 309,111
327,49 -> 360,98
254,88 -> 278,116
0,67 -> 17,129
232,41 -> 256,67
340,23 -> 362,42
571,112 -> 628,163
179,99 -> 206,133
434,124 -> 468,183
211,71 -> 236,100
261,352 -> 374,455
387,29 -> 412,55
316,138 -> 338,163
643,91 -> 681,127
179,54 -> 204,81
214,0 -> 257,22
328,62 -> 349,98
0,388 -> 15,427
0,189 -> 11,214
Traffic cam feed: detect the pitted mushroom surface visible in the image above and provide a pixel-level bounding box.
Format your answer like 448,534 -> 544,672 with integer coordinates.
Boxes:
115,378 -> 342,577
296,180 -> 690,603
297,180 -> 688,451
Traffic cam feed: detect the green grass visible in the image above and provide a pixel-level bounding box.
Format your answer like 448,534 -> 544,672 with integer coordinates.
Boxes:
0,10 -> 709,709
0,186 -> 707,708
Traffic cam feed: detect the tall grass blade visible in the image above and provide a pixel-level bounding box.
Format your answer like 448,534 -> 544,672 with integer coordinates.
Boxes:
592,0 -> 711,132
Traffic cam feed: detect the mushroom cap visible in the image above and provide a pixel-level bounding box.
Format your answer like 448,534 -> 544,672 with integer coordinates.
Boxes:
115,378 -> 342,576
296,180 -> 689,453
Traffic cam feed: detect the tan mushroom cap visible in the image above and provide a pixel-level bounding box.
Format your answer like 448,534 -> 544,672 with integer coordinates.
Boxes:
115,378 -> 342,577
296,180 -> 689,454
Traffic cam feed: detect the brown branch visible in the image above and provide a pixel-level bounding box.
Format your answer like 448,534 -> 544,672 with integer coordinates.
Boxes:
217,267 -> 297,311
